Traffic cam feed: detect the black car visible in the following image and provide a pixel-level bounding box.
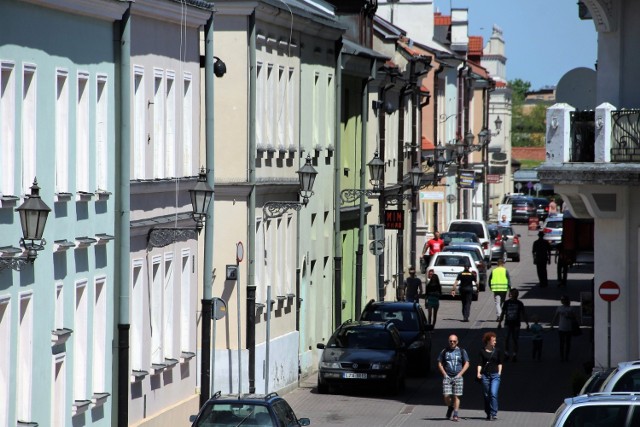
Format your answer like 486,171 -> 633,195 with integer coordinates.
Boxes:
316,320 -> 408,394
532,197 -> 550,221
189,391 -> 310,426
359,300 -> 433,374
509,197 -> 536,223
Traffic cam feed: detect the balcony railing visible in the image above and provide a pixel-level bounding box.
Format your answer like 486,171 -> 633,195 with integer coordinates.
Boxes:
611,109 -> 640,162
570,111 -> 595,162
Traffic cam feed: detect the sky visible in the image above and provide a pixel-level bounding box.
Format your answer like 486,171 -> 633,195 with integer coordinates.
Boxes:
434,0 -> 598,91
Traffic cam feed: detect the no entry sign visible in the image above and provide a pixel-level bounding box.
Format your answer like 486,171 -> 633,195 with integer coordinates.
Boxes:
599,281 -> 620,302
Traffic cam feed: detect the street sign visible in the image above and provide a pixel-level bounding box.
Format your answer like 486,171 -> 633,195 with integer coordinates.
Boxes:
515,182 -> 523,191
599,281 -> 620,302
212,297 -> 227,320
236,241 -> 244,263
446,194 -> 457,204
384,210 -> 404,230
487,174 -> 502,184
458,169 -> 475,189
369,241 -> 384,256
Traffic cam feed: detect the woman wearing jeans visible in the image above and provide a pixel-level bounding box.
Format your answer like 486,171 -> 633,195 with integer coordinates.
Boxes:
551,295 -> 575,362
477,332 -> 504,421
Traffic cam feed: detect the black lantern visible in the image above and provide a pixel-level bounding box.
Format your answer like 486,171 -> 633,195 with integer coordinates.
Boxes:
478,128 -> 489,145
297,154 -> 318,203
189,168 -> 214,233
409,164 -> 423,189
495,116 -> 503,131
367,151 -> 385,189
464,131 -> 475,147
10,178 -> 51,264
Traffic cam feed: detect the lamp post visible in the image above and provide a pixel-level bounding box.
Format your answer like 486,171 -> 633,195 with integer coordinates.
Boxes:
477,116 -> 502,221
263,155 -> 318,219
0,178 -> 51,271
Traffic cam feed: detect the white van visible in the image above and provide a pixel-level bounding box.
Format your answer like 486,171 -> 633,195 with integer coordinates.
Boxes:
447,219 -> 491,261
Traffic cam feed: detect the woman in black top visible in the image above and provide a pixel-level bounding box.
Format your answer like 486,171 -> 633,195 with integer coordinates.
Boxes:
425,274 -> 442,327
476,331 -> 504,421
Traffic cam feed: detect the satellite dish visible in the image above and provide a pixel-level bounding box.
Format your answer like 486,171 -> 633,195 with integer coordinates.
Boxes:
556,67 -> 596,110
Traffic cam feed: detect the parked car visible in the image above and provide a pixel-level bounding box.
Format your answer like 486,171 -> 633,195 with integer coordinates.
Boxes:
316,320 -> 408,395
497,225 -> 521,262
488,224 -> 507,264
440,231 -> 481,247
509,197 -> 536,223
447,219 -> 491,261
441,244 -> 487,291
551,392 -> 640,427
588,361 -> 640,393
579,368 -> 616,395
426,252 -> 479,300
542,214 -> 564,249
532,197 -> 550,221
359,300 -> 433,375
189,391 -> 310,427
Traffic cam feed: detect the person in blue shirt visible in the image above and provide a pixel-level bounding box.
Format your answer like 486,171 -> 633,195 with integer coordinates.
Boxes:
437,334 -> 470,422
498,214 -> 510,227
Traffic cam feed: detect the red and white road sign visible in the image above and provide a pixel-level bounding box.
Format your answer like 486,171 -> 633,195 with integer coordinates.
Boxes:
599,281 -> 620,302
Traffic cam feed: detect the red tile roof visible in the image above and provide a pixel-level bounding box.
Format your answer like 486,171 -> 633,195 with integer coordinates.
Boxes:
468,36 -> 483,56
434,12 -> 451,26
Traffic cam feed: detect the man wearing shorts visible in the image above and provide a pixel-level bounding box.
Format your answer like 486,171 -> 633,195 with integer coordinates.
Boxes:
437,334 -> 470,421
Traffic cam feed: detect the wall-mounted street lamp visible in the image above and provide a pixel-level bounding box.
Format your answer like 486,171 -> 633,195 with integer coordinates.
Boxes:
147,168 -> 214,248
1,178 -> 51,271
340,151 -> 385,204
263,155 -> 318,219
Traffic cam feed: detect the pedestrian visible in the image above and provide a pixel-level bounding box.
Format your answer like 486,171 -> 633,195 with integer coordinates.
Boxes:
530,314 -> 544,361
532,231 -> 551,287
403,266 -> 422,303
425,274 -> 442,327
451,264 -> 476,322
555,241 -> 569,287
498,214 -> 510,227
437,334 -> 470,422
476,331 -> 504,421
488,258 -> 511,322
548,197 -> 558,215
551,295 -> 576,362
498,288 -> 529,362
421,231 -> 444,273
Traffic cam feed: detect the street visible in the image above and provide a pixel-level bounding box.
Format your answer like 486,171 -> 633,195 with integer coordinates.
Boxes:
283,224 -> 596,426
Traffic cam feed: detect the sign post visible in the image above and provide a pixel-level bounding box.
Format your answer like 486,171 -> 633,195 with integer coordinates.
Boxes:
599,281 -> 621,368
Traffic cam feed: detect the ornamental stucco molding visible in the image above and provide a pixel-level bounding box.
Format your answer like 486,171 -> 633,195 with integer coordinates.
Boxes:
582,0 -> 615,32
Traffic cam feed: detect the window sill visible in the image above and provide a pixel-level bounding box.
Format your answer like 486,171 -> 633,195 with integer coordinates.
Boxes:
180,351 -> 196,363
17,421 -> 38,427
72,399 -> 92,415
76,191 -> 94,202
51,327 -> 73,345
151,363 -> 168,375
95,190 -> 111,201
54,240 -> 75,252
55,192 -> 73,203
91,392 -> 110,407
0,195 -> 19,208
130,370 -> 149,383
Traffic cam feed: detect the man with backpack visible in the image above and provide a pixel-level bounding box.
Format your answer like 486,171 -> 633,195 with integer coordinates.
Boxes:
498,288 -> 529,362
437,334 -> 470,422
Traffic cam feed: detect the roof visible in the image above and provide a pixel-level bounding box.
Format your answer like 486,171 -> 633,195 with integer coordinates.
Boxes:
434,12 -> 451,26
341,39 -> 389,60
468,36 -> 483,56
467,60 -> 490,80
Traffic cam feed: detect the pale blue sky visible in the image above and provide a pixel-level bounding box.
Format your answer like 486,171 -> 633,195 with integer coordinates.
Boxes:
435,0 -> 598,90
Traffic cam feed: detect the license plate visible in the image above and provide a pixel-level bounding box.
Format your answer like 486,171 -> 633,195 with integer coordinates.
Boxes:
343,373 -> 367,379
444,272 -> 458,277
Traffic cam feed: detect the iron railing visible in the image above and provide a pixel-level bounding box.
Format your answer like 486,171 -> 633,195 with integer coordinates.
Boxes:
569,110 -> 595,162
611,109 -> 640,162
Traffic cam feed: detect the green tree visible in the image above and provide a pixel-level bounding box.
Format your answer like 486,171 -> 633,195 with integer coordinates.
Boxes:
509,78 -> 531,105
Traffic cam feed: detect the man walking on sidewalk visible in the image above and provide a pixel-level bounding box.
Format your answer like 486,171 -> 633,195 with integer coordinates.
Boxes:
437,334 -> 470,422
498,288 -> 529,362
489,259 -> 511,321
532,231 -> 551,287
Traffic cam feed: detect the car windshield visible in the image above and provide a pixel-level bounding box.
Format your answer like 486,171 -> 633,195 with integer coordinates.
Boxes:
195,403 -> 273,427
498,226 -> 514,236
330,328 -> 395,350
545,220 -> 563,229
449,223 -> 485,238
360,309 -> 419,331
435,255 -> 471,267
488,228 -> 499,239
442,247 -> 481,262
442,233 -> 478,244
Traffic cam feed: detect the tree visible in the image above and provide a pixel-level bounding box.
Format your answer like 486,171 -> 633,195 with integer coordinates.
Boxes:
509,78 -> 531,105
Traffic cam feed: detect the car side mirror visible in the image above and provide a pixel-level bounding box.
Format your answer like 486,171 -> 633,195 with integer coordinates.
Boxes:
189,415 -> 197,422
316,343 -> 325,350
299,418 -> 311,426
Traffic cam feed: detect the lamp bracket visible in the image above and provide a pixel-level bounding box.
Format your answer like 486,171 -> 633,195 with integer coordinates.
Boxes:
0,257 -> 32,272
147,227 -> 198,248
263,201 -> 304,219
340,189 -> 381,205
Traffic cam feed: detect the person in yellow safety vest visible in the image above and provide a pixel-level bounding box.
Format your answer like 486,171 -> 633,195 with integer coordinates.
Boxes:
489,259 -> 511,322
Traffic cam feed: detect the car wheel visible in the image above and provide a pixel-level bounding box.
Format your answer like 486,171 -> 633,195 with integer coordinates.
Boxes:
317,377 -> 330,394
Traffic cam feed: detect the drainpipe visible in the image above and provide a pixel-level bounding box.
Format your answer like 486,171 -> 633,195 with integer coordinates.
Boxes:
200,11 -> 216,406
115,5 -> 131,426
247,11 -> 257,395
333,41 -> 343,329
433,64 -> 444,231
396,84 -> 410,297
409,60 -> 419,268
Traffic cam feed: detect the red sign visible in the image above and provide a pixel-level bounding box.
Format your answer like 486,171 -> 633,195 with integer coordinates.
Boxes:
599,281 -> 620,302
384,210 -> 404,230
528,216 -> 539,231
487,174 -> 502,184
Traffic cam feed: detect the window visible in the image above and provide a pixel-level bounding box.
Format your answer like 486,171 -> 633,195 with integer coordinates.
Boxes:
96,75 -> 108,191
287,68 -> 295,148
133,67 -> 145,179
165,71 -> 175,177
153,69 -> 165,179
76,72 -> 90,192
131,260 -> 144,369
312,72 -> 319,146
22,64 -> 36,193
51,353 -> 66,427
163,253 -> 174,359
151,255 -> 163,364
54,283 -> 64,330
325,74 -> 333,147
73,281 -> 88,400
180,249 -> 191,352
182,73 -> 193,175
256,62 -> 264,149
1,61 -> 15,196
266,64 -> 274,147
93,278 -> 107,391
255,219 -> 265,302
55,69 -> 69,193
17,292 -> 33,421
0,296 -> 10,427
277,66 -> 285,148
